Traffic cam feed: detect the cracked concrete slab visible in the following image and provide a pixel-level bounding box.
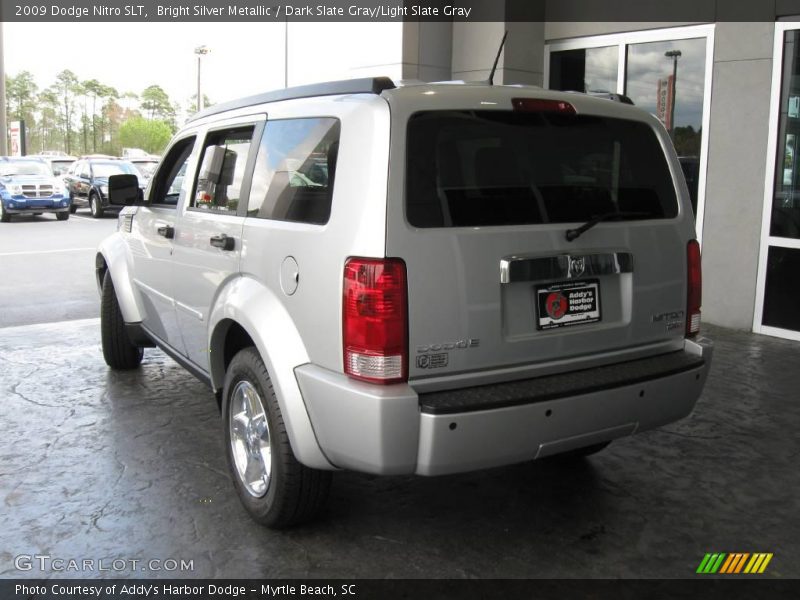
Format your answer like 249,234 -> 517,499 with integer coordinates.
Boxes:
0,319 -> 798,578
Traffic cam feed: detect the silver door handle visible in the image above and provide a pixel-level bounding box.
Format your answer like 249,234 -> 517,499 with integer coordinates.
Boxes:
210,234 -> 235,251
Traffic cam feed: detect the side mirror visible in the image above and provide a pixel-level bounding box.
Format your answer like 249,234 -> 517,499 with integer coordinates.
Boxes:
108,174 -> 143,206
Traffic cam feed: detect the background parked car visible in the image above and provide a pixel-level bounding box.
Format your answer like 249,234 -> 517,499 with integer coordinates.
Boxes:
0,157 -> 72,222
64,157 -> 142,218
128,156 -> 160,184
27,154 -> 77,178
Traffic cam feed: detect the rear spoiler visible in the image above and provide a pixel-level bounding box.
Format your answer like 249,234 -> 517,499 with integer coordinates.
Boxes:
585,91 -> 635,105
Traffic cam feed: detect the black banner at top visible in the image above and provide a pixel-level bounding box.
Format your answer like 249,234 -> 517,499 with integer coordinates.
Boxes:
2,0 -> 800,22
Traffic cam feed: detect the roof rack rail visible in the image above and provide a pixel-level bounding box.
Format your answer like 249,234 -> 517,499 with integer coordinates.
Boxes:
188,76 -> 396,123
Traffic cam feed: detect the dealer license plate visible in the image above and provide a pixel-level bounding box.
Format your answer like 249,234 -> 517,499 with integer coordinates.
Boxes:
536,279 -> 601,330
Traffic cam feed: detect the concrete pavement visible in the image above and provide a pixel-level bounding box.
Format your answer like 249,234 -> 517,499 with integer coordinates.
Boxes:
0,319 -> 798,578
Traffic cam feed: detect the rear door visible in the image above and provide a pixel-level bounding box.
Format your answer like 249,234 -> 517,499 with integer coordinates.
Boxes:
386,99 -> 692,385
171,117 -> 263,370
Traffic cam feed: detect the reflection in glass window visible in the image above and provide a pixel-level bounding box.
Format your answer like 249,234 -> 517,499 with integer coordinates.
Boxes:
625,38 -> 705,149
247,118 -> 340,225
193,127 -> 254,213
625,38 -> 706,213
549,46 -> 618,93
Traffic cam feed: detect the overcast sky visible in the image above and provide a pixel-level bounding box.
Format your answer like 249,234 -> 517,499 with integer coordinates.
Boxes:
3,22 -> 402,118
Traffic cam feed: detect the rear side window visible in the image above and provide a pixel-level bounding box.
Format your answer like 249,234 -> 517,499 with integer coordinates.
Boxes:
406,110 -> 678,228
247,118 -> 340,225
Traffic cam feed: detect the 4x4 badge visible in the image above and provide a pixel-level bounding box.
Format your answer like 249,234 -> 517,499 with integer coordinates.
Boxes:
569,256 -> 586,278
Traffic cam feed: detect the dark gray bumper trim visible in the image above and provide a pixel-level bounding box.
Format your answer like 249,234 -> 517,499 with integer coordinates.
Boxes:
418,350 -> 705,415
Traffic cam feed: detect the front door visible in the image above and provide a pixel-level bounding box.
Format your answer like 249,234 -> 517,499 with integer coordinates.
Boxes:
129,135 -> 197,350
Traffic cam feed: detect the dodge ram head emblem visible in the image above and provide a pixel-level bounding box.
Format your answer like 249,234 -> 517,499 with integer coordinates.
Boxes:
568,256 -> 586,278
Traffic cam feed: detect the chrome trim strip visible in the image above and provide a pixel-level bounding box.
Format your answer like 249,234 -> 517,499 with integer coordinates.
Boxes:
500,252 -> 634,284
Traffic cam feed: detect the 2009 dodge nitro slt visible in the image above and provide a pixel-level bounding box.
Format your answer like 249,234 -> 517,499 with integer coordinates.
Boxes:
96,77 -> 713,527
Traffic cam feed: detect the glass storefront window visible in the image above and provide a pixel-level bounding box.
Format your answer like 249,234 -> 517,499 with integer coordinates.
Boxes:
549,46 -> 618,93
547,32 -> 710,222
762,247 -> 800,331
771,31 -> 800,240
757,28 -> 800,337
625,38 -> 706,214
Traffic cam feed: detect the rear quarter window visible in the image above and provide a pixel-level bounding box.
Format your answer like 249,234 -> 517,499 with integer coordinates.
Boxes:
247,117 -> 340,225
405,110 -> 678,228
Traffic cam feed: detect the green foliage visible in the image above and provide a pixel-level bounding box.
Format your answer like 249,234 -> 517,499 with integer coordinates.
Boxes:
53,70 -> 80,153
4,69 -> 178,156
6,71 -> 38,121
118,117 -> 173,155
187,93 -> 214,114
673,125 -> 702,157
140,85 -> 175,124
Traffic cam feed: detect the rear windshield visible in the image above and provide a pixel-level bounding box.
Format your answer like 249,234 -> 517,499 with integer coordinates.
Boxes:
406,110 -> 678,228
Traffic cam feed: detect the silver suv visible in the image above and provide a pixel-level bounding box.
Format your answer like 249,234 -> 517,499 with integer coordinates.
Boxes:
97,77 -> 713,528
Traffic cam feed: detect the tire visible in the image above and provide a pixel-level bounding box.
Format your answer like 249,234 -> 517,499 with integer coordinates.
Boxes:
56,212 -> 69,221
90,192 -> 104,218
0,202 -> 10,223
69,202 -> 77,214
100,271 -> 143,369
222,347 -> 331,528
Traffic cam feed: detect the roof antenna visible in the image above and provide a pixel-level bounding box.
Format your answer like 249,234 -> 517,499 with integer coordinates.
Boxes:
487,31 -> 508,85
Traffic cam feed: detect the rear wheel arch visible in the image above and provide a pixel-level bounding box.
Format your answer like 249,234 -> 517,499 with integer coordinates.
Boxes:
206,281 -> 332,471
210,319 -> 257,406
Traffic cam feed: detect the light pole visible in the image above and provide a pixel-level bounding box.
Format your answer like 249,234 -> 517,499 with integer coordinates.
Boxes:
665,49 -> 682,137
194,45 -> 210,112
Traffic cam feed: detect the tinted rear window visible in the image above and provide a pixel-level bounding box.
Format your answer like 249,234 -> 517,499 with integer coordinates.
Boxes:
406,110 -> 678,228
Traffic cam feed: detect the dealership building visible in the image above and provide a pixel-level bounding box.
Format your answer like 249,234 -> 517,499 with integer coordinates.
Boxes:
334,8 -> 800,343
4,6 -> 799,342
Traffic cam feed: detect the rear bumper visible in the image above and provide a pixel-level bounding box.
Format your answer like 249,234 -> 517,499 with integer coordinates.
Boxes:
295,337 -> 713,476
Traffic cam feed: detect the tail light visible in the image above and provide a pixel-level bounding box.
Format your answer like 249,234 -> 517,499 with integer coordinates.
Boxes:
512,98 -> 577,115
686,240 -> 702,337
343,258 -> 407,384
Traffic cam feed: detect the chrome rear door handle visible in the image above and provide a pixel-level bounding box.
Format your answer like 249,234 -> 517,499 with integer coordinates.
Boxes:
500,252 -> 633,284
